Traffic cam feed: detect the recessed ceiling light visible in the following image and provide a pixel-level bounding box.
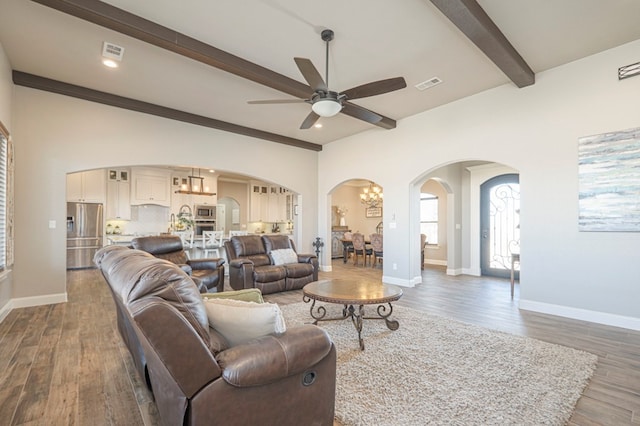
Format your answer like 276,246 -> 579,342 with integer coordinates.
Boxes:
314,123 -> 323,128
102,58 -> 119,68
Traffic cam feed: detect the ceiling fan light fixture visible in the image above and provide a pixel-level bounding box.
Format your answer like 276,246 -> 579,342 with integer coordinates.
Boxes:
312,99 -> 342,117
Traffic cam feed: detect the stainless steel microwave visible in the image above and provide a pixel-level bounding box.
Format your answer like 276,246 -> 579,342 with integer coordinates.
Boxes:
195,204 -> 216,219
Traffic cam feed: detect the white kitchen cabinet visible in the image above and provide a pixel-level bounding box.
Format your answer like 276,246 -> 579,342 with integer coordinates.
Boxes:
106,169 -> 131,220
131,168 -> 170,206
249,181 -> 268,222
66,169 -> 106,203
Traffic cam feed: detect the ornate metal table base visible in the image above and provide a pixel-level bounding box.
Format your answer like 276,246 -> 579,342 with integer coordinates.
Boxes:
303,297 -> 400,350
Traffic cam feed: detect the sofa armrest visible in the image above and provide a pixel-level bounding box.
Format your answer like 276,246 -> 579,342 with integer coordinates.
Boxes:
131,299 -> 222,397
228,259 -> 255,290
188,258 -> 225,270
216,325 -> 333,387
296,253 -> 316,264
297,254 -> 319,281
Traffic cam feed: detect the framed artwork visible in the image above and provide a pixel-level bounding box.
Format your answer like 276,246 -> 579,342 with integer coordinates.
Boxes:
365,207 -> 382,218
578,126 -> 640,232
172,177 -> 180,186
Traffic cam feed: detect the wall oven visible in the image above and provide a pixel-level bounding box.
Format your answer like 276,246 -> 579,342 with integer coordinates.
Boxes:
194,221 -> 215,237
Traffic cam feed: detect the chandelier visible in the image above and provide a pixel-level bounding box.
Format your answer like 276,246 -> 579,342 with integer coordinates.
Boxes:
360,181 -> 383,208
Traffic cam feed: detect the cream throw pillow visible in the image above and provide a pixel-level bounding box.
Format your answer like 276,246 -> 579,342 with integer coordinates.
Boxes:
270,248 -> 298,265
203,298 -> 286,347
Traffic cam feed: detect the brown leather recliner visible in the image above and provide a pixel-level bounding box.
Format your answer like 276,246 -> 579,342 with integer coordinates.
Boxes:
224,234 -> 318,295
94,245 -> 336,426
131,235 -> 225,293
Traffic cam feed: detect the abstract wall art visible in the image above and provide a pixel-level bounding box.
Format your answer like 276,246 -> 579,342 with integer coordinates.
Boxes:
578,126 -> 640,232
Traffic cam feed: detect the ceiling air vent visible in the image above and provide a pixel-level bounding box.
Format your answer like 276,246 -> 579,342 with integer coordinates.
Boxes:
102,42 -> 125,61
415,77 -> 442,91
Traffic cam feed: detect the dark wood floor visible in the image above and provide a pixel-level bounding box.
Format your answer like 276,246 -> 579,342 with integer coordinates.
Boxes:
1,260 -> 638,425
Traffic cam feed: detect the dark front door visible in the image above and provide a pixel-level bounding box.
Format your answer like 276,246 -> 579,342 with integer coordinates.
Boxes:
480,174 -> 520,279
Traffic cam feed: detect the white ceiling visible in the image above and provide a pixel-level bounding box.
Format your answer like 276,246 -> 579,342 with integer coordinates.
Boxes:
1,0 -> 640,147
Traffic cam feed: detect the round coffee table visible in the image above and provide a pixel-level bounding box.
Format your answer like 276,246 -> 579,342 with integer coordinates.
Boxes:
302,279 -> 403,350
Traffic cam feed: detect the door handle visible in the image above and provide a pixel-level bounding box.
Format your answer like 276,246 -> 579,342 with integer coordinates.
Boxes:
481,230 -> 488,239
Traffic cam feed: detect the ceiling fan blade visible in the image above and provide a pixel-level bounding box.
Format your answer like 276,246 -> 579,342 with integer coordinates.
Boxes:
300,111 -> 320,129
294,57 -> 328,92
248,99 -> 307,104
341,77 -> 407,100
341,102 -> 383,124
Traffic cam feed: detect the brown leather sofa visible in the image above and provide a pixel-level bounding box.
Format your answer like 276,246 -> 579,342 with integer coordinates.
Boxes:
131,235 -> 225,293
224,234 -> 318,295
94,245 -> 336,426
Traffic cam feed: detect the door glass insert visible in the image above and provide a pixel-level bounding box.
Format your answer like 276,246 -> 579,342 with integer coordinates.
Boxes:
480,174 -> 520,278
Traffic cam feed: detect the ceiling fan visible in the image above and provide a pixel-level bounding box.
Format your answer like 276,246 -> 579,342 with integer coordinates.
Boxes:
248,29 -> 407,129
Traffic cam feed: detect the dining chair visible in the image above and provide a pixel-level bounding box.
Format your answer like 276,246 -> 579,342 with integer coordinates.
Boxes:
370,233 -> 383,268
175,230 -> 194,250
202,230 -> 225,258
351,233 -> 372,267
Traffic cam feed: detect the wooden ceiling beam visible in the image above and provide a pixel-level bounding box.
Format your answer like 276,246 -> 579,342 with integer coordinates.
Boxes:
429,0 -> 535,88
13,71 -> 322,152
30,0 -> 397,130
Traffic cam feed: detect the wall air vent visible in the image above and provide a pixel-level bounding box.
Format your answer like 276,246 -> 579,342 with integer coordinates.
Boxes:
415,77 -> 442,91
618,61 -> 640,80
102,42 -> 125,61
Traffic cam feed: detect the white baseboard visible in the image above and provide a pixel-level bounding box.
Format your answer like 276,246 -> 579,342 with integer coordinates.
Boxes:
519,299 -> 640,331
0,293 -> 68,324
446,268 -> 463,276
0,301 -> 11,323
11,293 -> 67,309
382,275 -> 415,288
462,267 -> 481,276
424,259 -> 447,266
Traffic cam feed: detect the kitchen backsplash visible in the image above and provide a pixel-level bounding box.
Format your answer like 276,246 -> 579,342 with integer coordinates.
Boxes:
107,204 -> 170,235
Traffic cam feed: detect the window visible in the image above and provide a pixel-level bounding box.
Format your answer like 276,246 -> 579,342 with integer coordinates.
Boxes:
420,193 -> 438,245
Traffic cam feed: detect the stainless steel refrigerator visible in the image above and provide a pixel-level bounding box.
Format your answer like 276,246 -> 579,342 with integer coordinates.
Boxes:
67,202 -> 103,269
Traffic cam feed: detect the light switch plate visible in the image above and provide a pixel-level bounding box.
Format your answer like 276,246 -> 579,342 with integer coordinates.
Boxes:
49,220 -> 56,229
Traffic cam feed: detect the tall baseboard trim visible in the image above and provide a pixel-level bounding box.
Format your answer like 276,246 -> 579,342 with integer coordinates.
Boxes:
0,293 -> 68,324
424,259 -> 447,266
11,293 -> 67,309
0,301 -> 11,323
519,299 -> 640,331
382,275 -> 414,288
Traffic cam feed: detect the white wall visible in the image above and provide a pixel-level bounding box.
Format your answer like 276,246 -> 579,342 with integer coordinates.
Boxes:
319,39 -> 640,329
12,87 -> 318,301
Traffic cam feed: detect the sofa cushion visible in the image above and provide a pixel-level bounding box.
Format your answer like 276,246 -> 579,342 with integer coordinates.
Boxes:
270,248 -> 298,265
203,298 -> 286,347
231,235 -> 266,256
262,234 -> 294,252
284,262 -> 314,278
254,265 -> 287,283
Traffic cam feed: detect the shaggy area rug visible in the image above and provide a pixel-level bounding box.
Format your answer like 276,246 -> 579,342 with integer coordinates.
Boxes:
279,303 -> 597,426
